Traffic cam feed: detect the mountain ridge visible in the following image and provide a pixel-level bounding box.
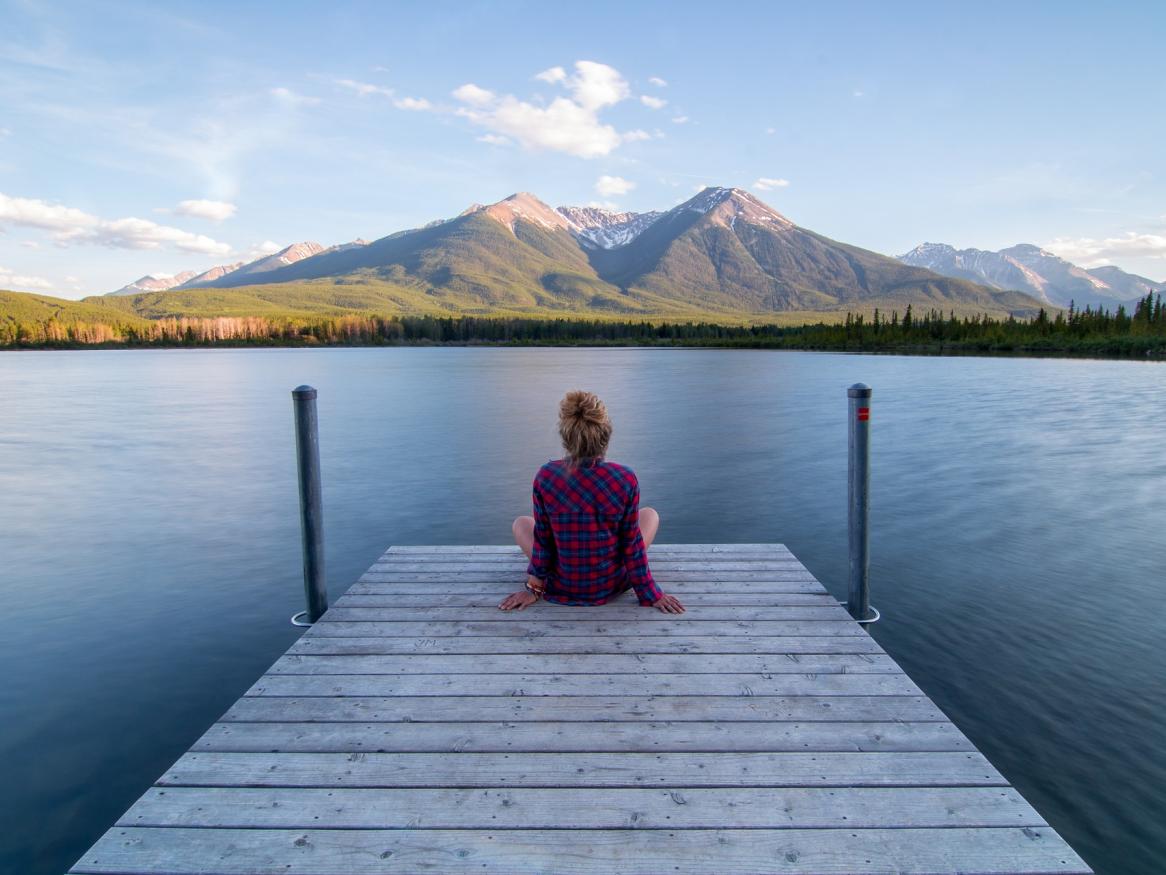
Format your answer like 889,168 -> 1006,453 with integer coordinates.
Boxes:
101,187 -> 1045,319
899,242 -> 1163,309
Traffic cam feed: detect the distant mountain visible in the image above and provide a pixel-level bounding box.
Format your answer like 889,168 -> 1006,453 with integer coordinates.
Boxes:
556,206 -> 664,250
103,189 -> 1043,318
109,270 -> 198,296
898,242 -> 1162,309
109,241 -> 364,295
180,262 -> 245,289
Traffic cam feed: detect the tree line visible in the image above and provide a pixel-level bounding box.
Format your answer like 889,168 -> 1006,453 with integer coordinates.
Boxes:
2,293 -> 1163,357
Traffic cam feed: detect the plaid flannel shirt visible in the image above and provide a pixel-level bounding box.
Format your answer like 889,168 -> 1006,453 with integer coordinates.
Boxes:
525,458 -> 663,606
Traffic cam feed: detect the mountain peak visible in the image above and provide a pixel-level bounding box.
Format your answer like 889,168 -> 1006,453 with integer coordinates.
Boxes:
478,192 -> 571,234
556,205 -> 663,250
679,186 -> 794,230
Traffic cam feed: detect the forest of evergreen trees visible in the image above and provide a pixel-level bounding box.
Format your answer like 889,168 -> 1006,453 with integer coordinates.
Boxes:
2,294 -> 1164,358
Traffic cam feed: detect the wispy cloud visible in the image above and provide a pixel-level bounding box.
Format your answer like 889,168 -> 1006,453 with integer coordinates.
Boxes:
753,177 -> 790,191
672,116 -> 689,124
244,240 -> 282,260
640,95 -> 667,109
648,76 -> 667,87
335,78 -> 394,98
534,66 -> 567,84
168,199 -> 237,222
394,96 -> 432,110
476,134 -> 510,146
1044,231 -> 1166,266
451,61 -> 638,158
623,129 -> 652,142
0,266 -> 54,290
0,191 -> 232,256
270,87 -> 321,107
595,175 -> 635,197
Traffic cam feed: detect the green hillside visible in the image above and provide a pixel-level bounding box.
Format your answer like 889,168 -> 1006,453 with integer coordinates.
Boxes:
0,291 -> 152,327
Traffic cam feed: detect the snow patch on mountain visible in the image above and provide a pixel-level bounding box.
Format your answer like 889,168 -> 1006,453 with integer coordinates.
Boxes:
556,205 -> 663,249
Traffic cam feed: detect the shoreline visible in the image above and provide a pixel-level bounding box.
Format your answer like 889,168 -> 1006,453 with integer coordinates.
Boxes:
3,339 -> 1164,362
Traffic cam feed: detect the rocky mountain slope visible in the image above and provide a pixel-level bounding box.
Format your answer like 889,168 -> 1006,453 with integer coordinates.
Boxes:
899,242 -> 1163,310
160,188 -> 1038,317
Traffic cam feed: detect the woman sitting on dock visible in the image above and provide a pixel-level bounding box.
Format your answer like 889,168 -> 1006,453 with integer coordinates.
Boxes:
501,390 -> 685,614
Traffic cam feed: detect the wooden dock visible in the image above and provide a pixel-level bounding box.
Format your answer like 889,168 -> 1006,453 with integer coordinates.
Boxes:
71,544 -> 1091,874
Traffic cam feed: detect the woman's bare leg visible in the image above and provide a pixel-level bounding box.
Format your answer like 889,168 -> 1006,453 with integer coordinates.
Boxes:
640,506 -> 660,548
512,515 -> 535,559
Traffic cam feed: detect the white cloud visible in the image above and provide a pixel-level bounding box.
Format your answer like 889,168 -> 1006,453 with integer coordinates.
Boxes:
335,78 -> 394,98
596,175 -> 635,197
394,97 -> 432,111
20,240 -> 40,249
452,61 -> 635,158
371,65 -> 391,73
640,95 -> 667,109
672,116 -> 689,125
765,127 -> 776,135
587,200 -> 621,210
535,66 -> 567,84
270,87 -> 320,107
476,134 -> 510,145
0,127 -> 10,138
245,240 -> 283,260
0,192 -> 232,256
648,76 -> 667,87
0,266 -> 54,290
172,199 -> 237,222
1043,231 -> 1166,266
623,129 -> 652,142
753,177 -> 790,191
452,83 -> 495,106
853,90 -> 865,98
567,61 -> 630,110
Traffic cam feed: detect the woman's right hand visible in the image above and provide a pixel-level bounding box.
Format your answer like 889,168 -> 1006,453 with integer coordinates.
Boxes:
499,590 -> 540,611
653,593 -> 685,614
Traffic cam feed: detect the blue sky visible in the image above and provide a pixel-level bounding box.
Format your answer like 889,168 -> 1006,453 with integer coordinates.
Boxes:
1,0 -> 1164,298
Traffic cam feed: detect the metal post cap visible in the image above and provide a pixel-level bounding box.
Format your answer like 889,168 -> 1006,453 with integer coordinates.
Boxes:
847,383 -> 872,398
292,385 -> 317,399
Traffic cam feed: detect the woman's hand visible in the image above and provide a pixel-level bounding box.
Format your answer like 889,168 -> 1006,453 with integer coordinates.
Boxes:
653,593 -> 685,614
499,590 -> 540,611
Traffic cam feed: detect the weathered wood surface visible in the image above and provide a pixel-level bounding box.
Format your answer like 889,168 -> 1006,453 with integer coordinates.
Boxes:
71,544 -> 1091,874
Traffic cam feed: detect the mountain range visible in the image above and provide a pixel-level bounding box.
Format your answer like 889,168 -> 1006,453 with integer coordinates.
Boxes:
898,243 -> 1163,310
101,188 -> 1042,320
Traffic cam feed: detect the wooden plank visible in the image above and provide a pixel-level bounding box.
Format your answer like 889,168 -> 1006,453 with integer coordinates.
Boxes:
358,571 -> 821,583
289,635 -> 888,656
368,560 -> 810,573
385,543 -> 793,554
72,826 -> 1090,875
158,750 -> 1007,788
337,592 -> 842,607
267,653 -> 901,675
120,785 -> 1041,830
223,695 -> 949,723
192,720 -> 975,754
319,606 -> 852,622
349,579 -> 828,594
244,673 -> 922,698
305,621 -> 867,638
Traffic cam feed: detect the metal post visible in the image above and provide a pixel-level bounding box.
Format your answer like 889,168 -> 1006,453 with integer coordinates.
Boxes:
292,385 -> 328,625
847,383 -> 873,622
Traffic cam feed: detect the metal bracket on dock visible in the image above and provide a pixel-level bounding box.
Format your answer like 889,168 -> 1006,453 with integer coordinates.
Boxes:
839,602 -> 881,625
290,610 -> 314,627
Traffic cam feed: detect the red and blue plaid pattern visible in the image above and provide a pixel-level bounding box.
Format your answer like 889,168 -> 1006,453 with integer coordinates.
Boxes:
525,458 -> 662,606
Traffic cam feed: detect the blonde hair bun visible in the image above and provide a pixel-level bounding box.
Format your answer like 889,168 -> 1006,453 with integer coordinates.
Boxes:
559,390 -> 612,461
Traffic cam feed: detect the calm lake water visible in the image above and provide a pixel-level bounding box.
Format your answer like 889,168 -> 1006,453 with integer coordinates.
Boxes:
0,348 -> 1162,874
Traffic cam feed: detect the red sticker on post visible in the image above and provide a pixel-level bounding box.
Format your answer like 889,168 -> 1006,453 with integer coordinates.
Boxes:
857,407 -> 870,421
